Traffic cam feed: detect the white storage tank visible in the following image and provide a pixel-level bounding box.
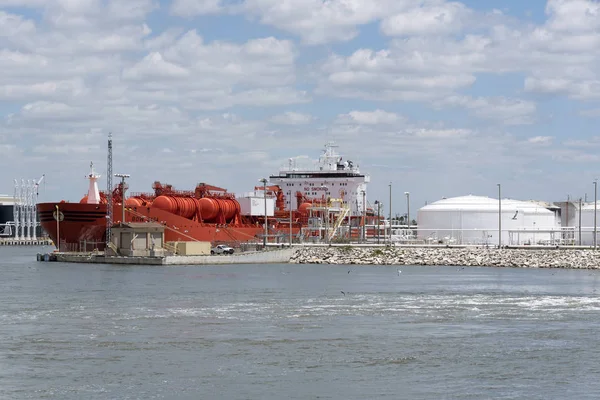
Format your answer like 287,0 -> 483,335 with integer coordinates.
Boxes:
417,195 -> 560,245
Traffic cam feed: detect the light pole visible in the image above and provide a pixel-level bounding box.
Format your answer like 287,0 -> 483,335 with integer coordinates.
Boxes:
594,179 -> 598,250
404,191 -> 410,238
361,190 -> 366,243
375,200 -> 380,244
288,190 -> 293,246
260,178 -> 268,248
497,183 -> 501,248
115,173 -> 130,226
321,185 -> 329,243
388,182 -> 392,245
579,197 -> 582,246
55,204 -> 60,251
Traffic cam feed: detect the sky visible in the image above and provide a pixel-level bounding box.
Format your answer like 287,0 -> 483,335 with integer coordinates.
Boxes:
2,0 -> 600,214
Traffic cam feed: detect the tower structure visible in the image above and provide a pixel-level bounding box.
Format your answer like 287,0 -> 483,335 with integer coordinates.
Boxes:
32,174 -> 44,240
25,179 -> 32,240
13,179 -> 19,239
20,179 -> 25,240
106,133 -> 113,247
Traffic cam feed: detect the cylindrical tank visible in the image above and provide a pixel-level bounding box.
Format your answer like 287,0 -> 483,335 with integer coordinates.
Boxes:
199,198 -> 219,221
153,195 -> 198,219
183,198 -> 197,219
176,197 -> 196,219
125,198 -> 143,208
217,199 -> 238,221
195,198 -> 240,222
417,195 -> 558,246
578,203 -> 600,245
298,202 -> 312,214
152,195 -> 240,221
153,195 -> 178,214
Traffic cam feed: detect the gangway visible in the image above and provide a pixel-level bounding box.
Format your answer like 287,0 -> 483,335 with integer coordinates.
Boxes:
327,199 -> 350,242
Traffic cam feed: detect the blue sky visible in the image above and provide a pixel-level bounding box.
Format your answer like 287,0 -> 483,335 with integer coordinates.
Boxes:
2,0 -> 600,214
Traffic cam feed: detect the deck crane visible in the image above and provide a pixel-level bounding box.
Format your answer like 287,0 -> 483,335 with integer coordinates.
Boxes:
34,174 -> 45,198
31,174 -> 45,241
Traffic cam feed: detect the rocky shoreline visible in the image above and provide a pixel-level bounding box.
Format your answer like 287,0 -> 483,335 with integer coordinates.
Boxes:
290,246 -> 600,269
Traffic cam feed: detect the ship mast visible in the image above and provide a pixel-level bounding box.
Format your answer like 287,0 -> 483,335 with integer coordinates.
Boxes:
106,132 -> 113,248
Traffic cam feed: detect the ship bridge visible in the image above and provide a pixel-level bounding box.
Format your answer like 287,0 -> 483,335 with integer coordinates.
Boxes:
269,142 -> 370,217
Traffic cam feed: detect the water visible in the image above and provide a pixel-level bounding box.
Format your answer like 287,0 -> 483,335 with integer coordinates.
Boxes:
2,246 -> 600,399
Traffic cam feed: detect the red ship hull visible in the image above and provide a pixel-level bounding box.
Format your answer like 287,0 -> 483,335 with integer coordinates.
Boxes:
37,202 -> 280,252
38,202 -> 108,251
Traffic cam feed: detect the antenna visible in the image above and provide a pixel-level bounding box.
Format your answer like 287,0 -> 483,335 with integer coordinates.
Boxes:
106,132 -> 113,248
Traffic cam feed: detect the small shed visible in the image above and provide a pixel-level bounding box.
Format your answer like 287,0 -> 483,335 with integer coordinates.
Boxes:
111,222 -> 165,257
166,241 -> 211,255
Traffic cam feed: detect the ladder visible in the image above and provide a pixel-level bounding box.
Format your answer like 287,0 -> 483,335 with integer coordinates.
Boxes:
327,206 -> 350,241
106,241 -> 119,255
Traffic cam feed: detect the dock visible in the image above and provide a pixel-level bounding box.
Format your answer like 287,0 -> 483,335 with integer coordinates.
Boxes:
37,247 -> 297,265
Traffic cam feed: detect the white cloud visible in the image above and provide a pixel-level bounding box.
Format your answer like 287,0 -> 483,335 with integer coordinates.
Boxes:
442,96 -> 537,125
269,111 -> 313,125
528,136 -> 553,145
318,45 -> 477,102
2,0 -> 600,206
170,0 -> 223,15
545,0 -> 600,33
122,52 -> 190,81
409,128 -> 471,138
381,2 -> 471,37
0,78 -> 87,100
313,0 -> 600,110
337,110 -> 402,125
0,10 -> 36,38
241,0 -> 411,44
0,0 -> 47,6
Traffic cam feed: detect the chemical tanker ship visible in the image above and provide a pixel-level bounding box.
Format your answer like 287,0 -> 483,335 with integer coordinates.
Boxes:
37,142 -> 372,251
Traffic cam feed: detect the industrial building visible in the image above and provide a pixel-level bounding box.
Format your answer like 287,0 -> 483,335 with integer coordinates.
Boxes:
416,195 -> 562,246
555,201 -> 600,246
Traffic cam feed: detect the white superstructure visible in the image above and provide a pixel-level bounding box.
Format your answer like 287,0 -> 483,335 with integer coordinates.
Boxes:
269,142 -> 370,216
86,162 -> 102,204
417,195 -> 560,246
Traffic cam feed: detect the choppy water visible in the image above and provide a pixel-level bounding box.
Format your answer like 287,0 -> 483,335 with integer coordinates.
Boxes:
2,246 -> 600,399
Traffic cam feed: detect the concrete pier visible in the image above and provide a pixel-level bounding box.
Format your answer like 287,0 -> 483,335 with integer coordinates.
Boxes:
40,248 -> 297,265
35,244 -> 600,268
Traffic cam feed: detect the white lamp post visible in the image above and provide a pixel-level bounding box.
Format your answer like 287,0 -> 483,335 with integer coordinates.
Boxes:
288,190 -> 293,246
594,180 -> 598,250
404,191 -> 410,238
388,182 -> 392,245
259,178 -> 268,248
497,183 -> 501,248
